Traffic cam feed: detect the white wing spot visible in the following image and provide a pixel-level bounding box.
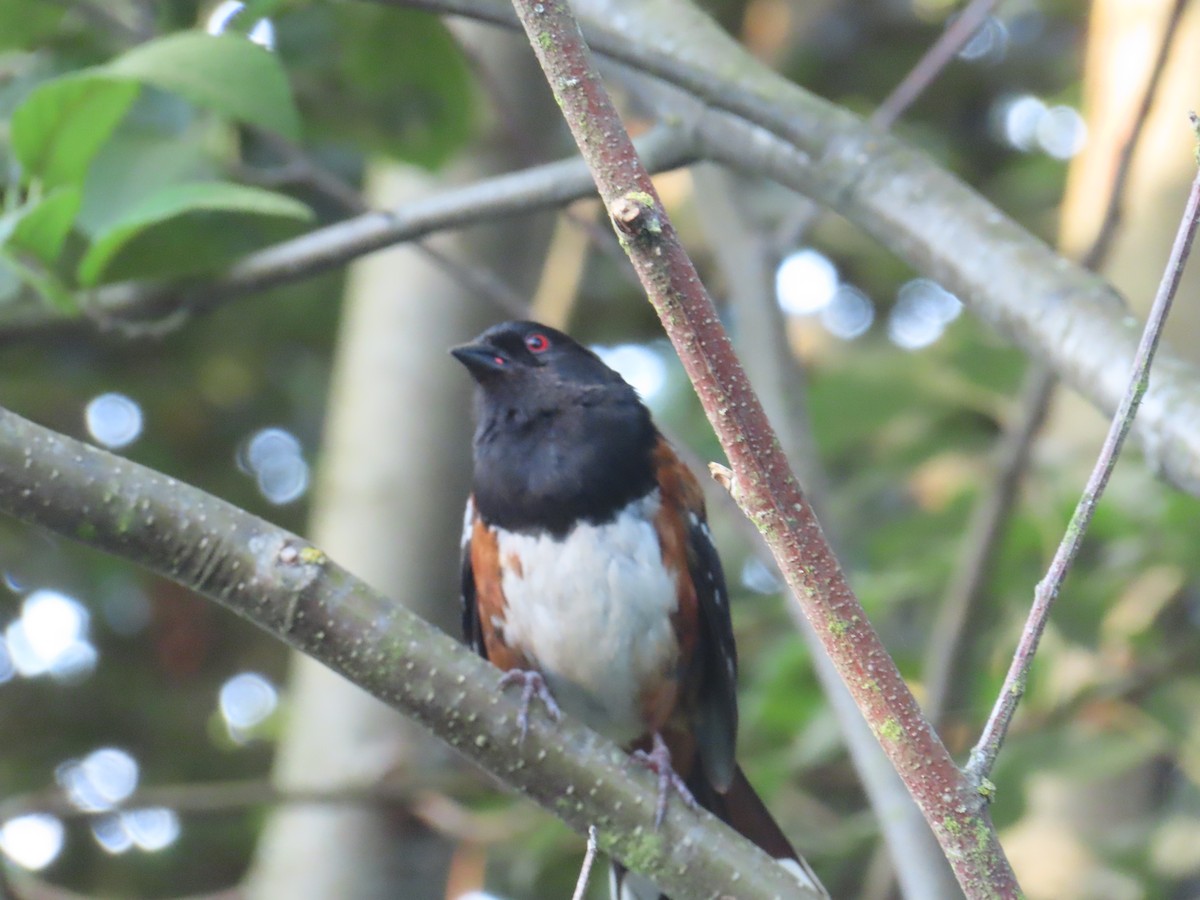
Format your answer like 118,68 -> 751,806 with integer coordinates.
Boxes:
460,497 -> 476,549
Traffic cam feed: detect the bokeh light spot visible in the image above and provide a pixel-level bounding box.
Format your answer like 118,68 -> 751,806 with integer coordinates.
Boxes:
123,808 -> 181,852
57,748 -> 140,812
821,285 -> 875,340
6,590 -> 95,680
957,16 -> 1008,62
220,672 -> 279,734
741,557 -> 783,595
238,428 -> 310,505
993,95 -> 1087,159
0,814 -> 64,870
1037,105 -> 1088,159
206,0 -> 276,49
997,94 -> 1046,151
85,393 -> 143,449
888,279 -> 962,350
593,344 -> 667,401
776,249 -> 839,316
91,815 -> 133,855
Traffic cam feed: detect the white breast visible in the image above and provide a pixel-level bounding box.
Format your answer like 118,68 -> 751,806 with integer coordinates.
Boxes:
494,491 -> 679,746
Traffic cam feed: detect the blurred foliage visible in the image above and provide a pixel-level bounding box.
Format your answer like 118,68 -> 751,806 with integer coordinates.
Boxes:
0,0 -> 1198,899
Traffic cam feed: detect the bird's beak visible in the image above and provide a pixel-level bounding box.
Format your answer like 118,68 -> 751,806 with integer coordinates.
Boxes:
450,342 -> 509,377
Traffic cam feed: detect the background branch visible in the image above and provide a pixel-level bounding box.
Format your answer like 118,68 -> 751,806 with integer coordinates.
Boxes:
243,128 -> 532,317
872,0 -> 1000,129
0,127 -> 692,341
0,780 -> 528,845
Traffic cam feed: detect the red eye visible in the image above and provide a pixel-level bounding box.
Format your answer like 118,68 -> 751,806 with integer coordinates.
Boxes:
525,333 -> 550,353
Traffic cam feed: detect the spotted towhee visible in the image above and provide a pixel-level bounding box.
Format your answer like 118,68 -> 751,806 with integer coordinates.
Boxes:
453,321 -> 823,899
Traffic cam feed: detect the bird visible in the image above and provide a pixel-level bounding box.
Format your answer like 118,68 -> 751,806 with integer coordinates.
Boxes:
452,320 -> 824,899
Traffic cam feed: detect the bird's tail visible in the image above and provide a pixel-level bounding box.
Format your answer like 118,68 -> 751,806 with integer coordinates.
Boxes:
610,763 -> 826,899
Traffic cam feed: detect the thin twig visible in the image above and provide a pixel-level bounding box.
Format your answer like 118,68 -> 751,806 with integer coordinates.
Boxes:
872,0 -> 1000,130
248,129 -> 371,214
778,0 -> 999,247
924,0 -> 1187,735
1081,0 -> 1190,270
258,130 -> 534,316
504,0 -> 1013,894
966,119 -> 1200,785
570,826 -> 600,900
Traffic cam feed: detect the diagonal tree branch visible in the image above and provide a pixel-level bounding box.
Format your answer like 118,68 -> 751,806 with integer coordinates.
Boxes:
967,133 -> 1200,784
503,0 -> 1016,894
0,405 -> 821,900
694,165 -> 959,898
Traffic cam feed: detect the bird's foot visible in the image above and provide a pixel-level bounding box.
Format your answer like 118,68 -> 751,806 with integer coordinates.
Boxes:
631,733 -> 699,828
498,669 -> 562,740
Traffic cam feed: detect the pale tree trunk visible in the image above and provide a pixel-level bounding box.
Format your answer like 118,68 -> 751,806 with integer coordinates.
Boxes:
243,25 -> 558,899
1076,0 -> 1200,352
1047,0 -> 1200,461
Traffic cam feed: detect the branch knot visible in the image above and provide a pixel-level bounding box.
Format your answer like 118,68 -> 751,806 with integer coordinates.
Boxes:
609,191 -> 662,237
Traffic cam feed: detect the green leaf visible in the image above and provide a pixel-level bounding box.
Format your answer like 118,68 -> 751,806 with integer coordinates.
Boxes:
287,6 -> 474,168
78,181 -> 312,286
104,32 -> 300,139
11,75 -> 140,188
76,114 -> 220,237
4,187 -> 82,264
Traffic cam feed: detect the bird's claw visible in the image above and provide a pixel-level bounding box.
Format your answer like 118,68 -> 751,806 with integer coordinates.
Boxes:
498,669 -> 562,740
631,733 -> 698,828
